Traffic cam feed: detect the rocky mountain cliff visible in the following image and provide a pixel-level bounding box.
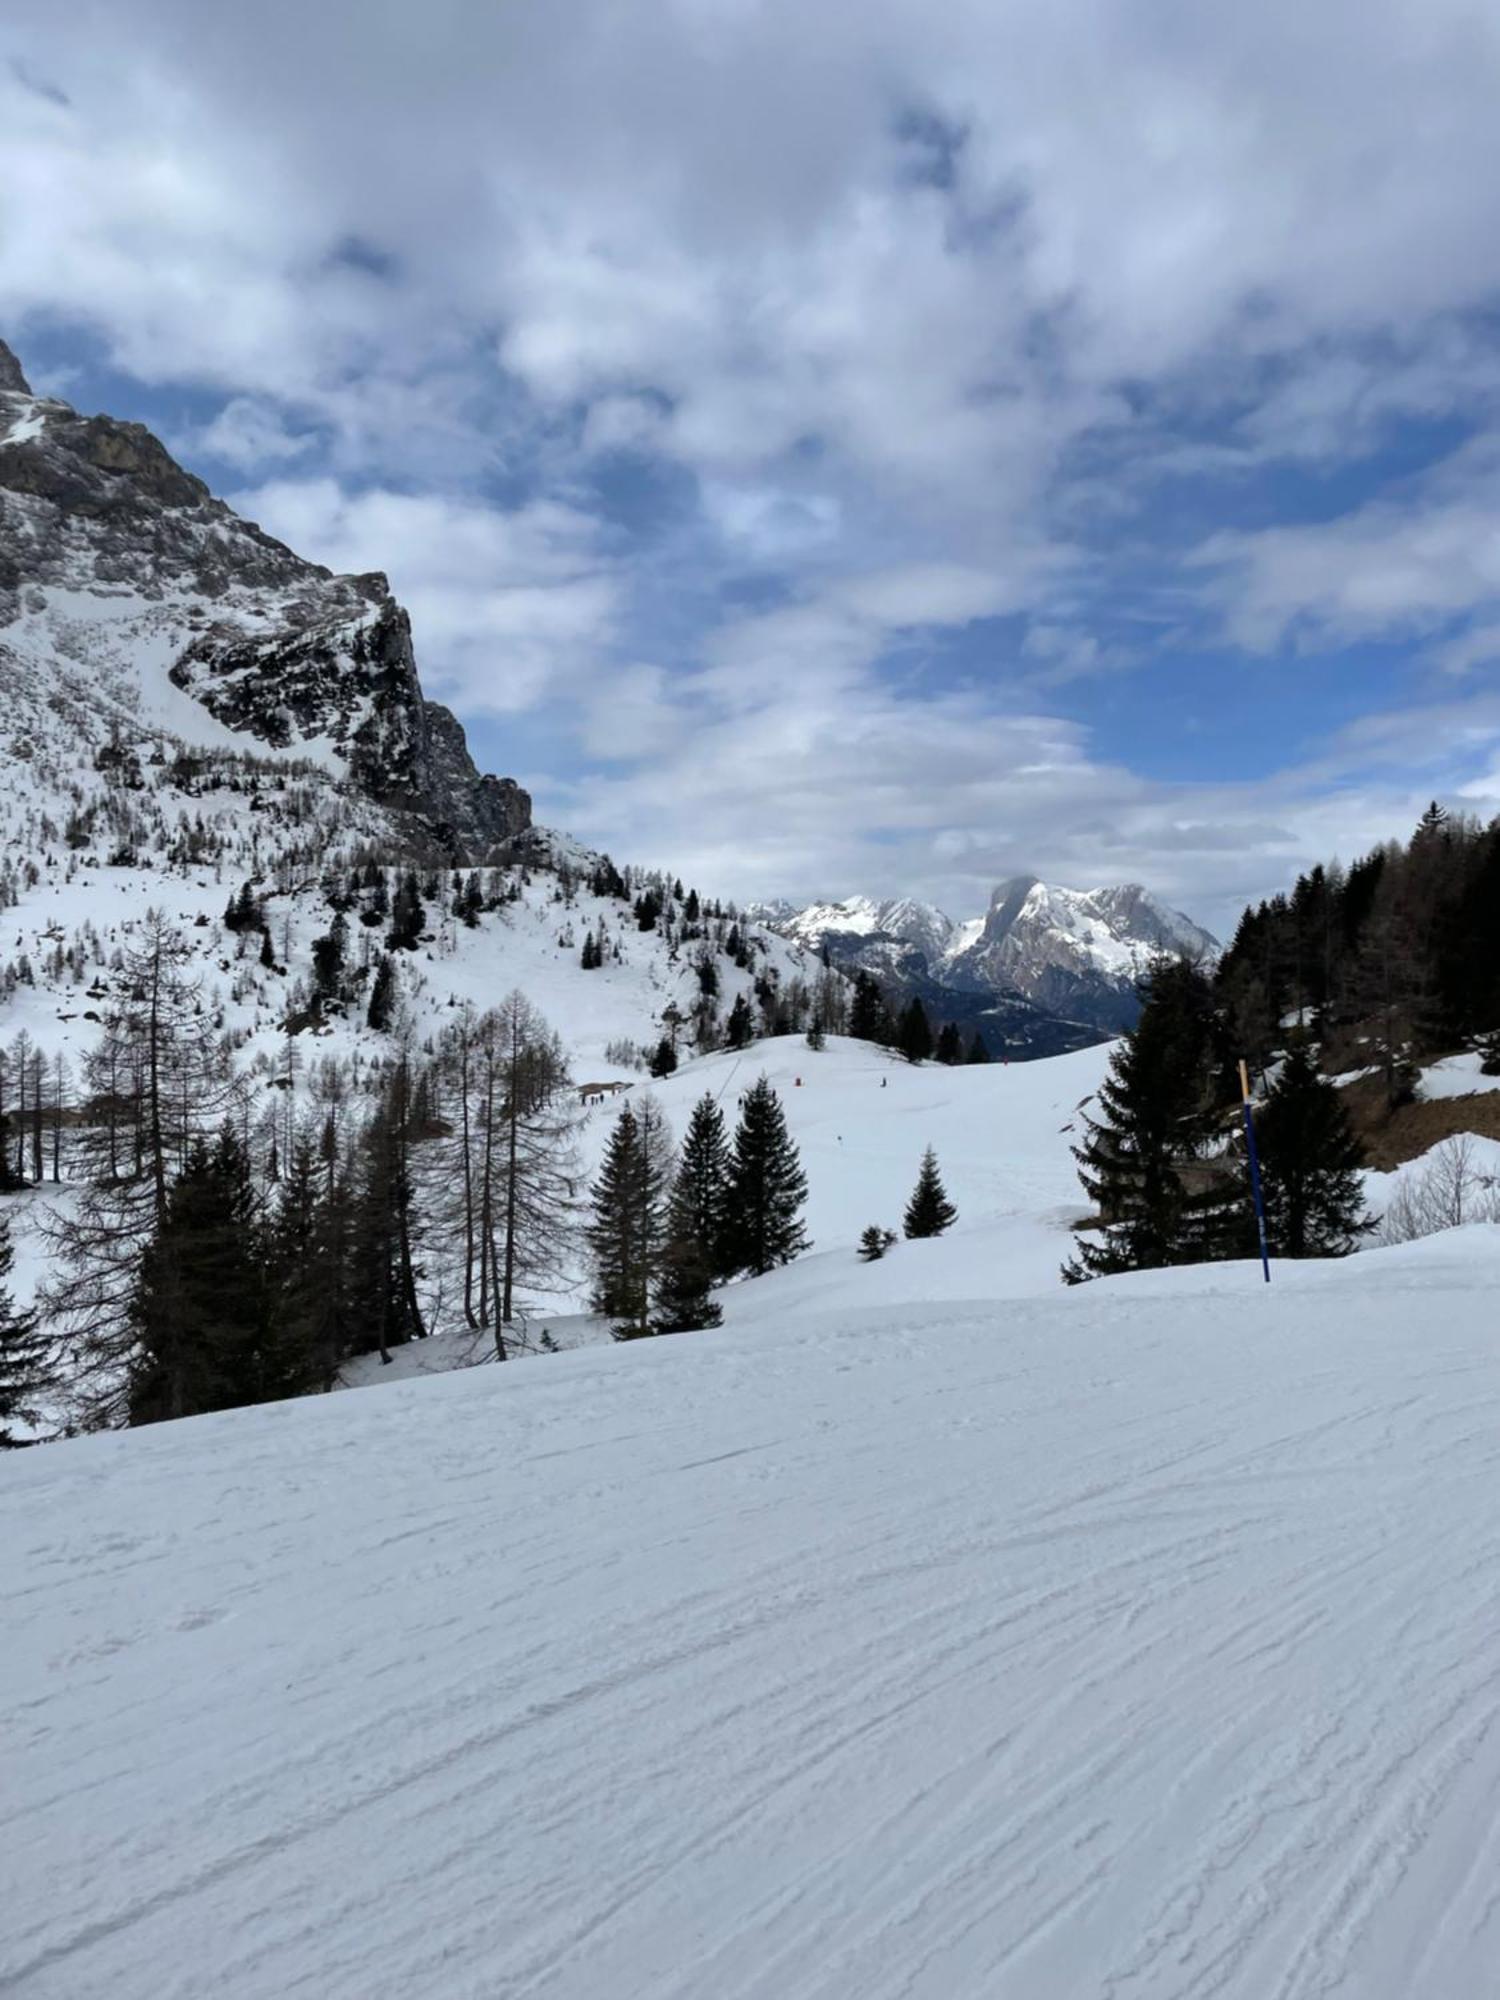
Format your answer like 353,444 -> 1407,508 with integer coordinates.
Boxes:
0,338 -> 528,855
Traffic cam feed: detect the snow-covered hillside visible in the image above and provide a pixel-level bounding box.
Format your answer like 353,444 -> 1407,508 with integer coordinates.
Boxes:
0,811 -> 814,1097
326,1033 -> 1110,1384
4,1225 -> 1499,1998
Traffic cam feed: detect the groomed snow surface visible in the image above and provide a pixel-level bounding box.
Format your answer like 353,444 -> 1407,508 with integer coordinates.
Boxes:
5,1202 -> 1500,1994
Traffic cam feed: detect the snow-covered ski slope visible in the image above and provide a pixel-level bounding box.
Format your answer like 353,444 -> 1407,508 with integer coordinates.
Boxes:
5,1227 -> 1500,1998
335,1034 -> 1110,1376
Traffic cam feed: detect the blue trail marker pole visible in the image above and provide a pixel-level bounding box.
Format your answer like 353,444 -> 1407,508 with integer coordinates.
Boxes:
1238,1059 -> 1271,1284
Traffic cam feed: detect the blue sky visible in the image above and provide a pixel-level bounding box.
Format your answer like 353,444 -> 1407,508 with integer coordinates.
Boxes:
7,1 -> 1500,934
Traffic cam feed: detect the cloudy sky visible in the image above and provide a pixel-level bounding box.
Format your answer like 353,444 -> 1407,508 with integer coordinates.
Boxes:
7,0 -> 1500,931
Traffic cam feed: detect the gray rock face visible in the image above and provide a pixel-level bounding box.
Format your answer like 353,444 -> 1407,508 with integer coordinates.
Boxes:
0,340 -> 30,395
0,339 -> 530,854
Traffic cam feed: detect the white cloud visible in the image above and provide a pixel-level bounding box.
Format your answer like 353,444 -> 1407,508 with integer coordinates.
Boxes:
579,394 -> 668,455
185,398 -> 315,470
1195,467 -> 1500,651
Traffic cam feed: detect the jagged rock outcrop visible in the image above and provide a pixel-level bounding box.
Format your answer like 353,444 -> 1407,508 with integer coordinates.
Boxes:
0,340 -> 31,396
0,336 -> 529,853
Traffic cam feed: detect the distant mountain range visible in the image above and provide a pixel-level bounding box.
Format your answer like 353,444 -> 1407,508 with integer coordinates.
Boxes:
748,878 -> 1219,1039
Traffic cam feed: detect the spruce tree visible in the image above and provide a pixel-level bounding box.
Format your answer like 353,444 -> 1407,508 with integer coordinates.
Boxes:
897,997 -> 934,1064
1252,1044 -> 1370,1258
656,1094 -> 731,1330
724,992 -> 755,1050
858,1224 -> 896,1262
965,1030 -> 990,1064
310,913 -> 348,1009
589,1099 -> 671,1336
849,971 -> 889,1044
649,1036 -> 678,1079
723,1077 -> 809,1275
264,1140 -> 338,1395
1065,959 -> 1232,1282
0,1209 -> 52,1446
128,1127 -> 269,1425
935,1022 -> 964,1065
903,1147 -> 957,1238
387,870 -> 426,952
367,954 -> 397,1030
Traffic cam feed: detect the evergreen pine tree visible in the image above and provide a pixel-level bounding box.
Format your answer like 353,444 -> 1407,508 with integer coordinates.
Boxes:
128,1127 -> 269,1425
903,1146 -> 957,1238
965,1030 -> 990,1064
588,1100 -> 671,1336
649,1036 -> 678,1079
264,1140 -> 338,1396
0,1208 -> 52,1445
849,971 -> 889,1044
1252,1044 -> 1370,1258
897,996 -> 935,1064
367,954 -> 397,1030
387,869 -> 425,951
724,992 -> 755,1050
805,1016 -> 826,1051
310,912 -> 348,1010
723,1077 -> 809,1275
1065,959 -> 1232,1282
347,1063 -> 427,1365
656,1094 -> 731,1330
935,1021 -> 964,1065
857,1224 -> 897,1262
259,927 -> 276,969
225,882 -> 261,934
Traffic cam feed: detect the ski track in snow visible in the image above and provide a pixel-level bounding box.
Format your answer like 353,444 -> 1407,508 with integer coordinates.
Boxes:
4,1239 -> 1500,1997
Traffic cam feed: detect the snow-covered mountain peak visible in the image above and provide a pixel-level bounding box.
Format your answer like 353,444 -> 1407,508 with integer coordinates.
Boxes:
777,895 -> 956,960
757,874 -> 1218,1034
941,874 -> 1218,1025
